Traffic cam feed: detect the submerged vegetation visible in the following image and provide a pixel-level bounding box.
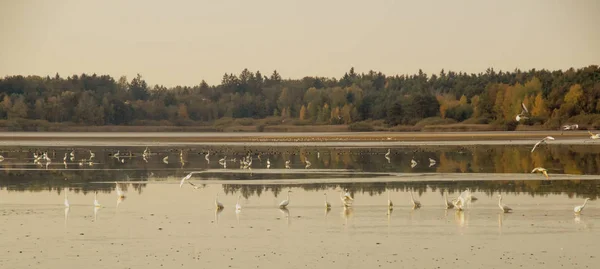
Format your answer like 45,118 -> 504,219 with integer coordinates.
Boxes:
1,66 -> 599,131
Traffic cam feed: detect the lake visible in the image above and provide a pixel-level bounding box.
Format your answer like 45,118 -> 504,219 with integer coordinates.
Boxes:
1,134 -> 599,268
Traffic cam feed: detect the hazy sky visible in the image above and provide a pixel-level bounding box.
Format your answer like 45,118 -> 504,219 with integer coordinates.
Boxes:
1,0 -> 599,86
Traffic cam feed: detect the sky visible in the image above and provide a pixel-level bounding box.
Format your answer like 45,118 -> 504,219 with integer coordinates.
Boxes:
1,0 -> 599,86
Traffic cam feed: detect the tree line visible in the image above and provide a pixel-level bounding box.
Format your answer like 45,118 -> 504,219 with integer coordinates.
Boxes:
1,65 -> 599,130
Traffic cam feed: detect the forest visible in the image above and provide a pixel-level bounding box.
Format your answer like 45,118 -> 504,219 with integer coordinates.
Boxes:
0,65 -> 599,131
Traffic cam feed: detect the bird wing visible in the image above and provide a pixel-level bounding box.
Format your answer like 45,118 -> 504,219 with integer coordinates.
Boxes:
179,176 -> 187,188
521,102 -> 529,114
531,140 -> 544,152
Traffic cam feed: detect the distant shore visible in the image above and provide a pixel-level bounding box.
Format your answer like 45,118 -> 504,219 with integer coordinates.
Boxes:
0,130 -> 591,144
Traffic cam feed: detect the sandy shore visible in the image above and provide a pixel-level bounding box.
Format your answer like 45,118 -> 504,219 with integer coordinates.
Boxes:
1,184 -> 597,269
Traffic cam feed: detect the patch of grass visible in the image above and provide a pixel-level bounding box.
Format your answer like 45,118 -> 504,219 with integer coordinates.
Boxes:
415,117 -> 457,127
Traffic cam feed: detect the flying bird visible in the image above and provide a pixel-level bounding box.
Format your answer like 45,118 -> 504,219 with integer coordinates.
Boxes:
531,167 -> 549,179
516,102 -> 529,122
589,131 -> 600,140
531,136 -> 555,152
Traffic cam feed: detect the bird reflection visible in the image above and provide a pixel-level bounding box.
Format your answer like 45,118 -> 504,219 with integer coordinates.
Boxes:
116,196 -> 125,208
325,207 -> 331,217
279,208 -> 290,226
64,207 -> 70,227
93,206 -> 101,222
454,210 -> 466,227
214,207 -> 224,225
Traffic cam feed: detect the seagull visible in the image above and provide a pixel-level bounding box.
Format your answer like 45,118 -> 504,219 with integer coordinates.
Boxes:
113,151 -> 120,159
589,131 -> 600,140
63,153 -> 67,162
410,192 -> 421,209
531,167 -> 549,179
285,160 -> 291,169
429,158 -> 436,167
266,158 -> 271,169
385,149 -> 390,158
516,102 -> 529,122
531,136 -> 555,152
574,198 -> 590,214
411,158 -> 418,168
340,189 -> 353,207
279,190 -> 292,209
498,195 -> 512,213
205,151 -> 210,163
180,171 -> 202,188
89,150 -> 95,160
162,156 -> 169,164
305,160 -> 311,169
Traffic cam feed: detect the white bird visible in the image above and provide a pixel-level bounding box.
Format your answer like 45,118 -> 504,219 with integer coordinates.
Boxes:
215,193 -> 224,210
89,150 -> 95,160
429,158 -> 436,167
113,151 -> 120,159
63,153 -> 67,162
162,156 -> 169,164
180,171 -> 202,188
266,158 -> 271,169
410,192 -> 421,209
531,167 -> 549,179
324,193 -> 331,209
387,190 -> 393,208
589,131 -> 600,139
497,195 -> 512,213
317,152 -> 320,159
385,149 -> 390,158
64,189 -> 70,208
205,151 -> 210,163
531,136 -> 555,152
411,158 -> 418,168
444,192 -> 454,209
279,190 -> 292,209
235,195 -> 242,211
70,150 -> 75,157
574,198 -> 590,214
305,160 -> 311,169
516,102 -> 529,122
94,191 -> 101,207
285,160 -> 291,169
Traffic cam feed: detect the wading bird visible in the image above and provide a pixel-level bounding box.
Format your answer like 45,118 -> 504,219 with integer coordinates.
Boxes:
324,193 -> 331,209
411,158 -> 418,168
589,131 -> 600,140
531,136 -> 555,152
574,198 -> 590,214
305,160 -> 311,169
498,195 -> 512,213
429,158 -> 436,167
162,156 -> 169,164
279,190 -> 292,209
531,167 -> 549,179
387,190 -> 393,208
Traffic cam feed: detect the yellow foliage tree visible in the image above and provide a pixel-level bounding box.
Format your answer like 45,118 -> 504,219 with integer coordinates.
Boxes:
564,84 -> 583,105
299,105 -> 307,120
459,95 -> 467,105
177,104 -> 189,119
471,95 -> 481,117
531,93 -> 549,117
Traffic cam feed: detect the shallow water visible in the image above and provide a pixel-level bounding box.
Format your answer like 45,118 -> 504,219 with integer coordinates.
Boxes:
1,142 -> 599,268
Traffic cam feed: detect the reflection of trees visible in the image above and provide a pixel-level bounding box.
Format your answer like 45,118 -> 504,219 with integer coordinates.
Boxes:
222,180 -> 600,199
2,145 -> 600,198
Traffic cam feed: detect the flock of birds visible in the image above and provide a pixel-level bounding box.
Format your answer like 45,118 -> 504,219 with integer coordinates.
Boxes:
177,173 -> 593,215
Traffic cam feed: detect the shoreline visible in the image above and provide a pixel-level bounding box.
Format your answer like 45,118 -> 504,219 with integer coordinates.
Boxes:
0,130 -> 596,146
